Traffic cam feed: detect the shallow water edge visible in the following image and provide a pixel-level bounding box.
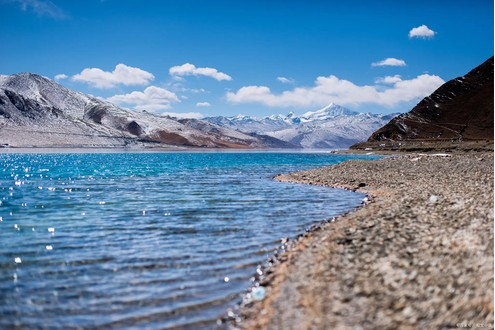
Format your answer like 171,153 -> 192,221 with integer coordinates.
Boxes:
0,152 -> 379,329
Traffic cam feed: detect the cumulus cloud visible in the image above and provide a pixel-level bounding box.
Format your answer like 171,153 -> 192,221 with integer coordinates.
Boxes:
277,76 -> 295,84
226,74 -> 444,108
409,25 -> 436,38
169,63 -> 232,81
196,102 -> 211,107
375,75 -> 402,84
11,0 -> 67,19
72,64 -> 155,89
162,112 -> 204,119
372,58 -> 406,67
107,86 -> 179,111
54,73 -> 68,81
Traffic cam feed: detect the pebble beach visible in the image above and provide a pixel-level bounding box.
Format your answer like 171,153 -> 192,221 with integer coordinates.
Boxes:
234,152 -> 494,329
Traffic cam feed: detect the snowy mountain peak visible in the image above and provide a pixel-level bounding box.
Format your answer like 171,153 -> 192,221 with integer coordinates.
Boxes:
0,73 -> 54,91
0,73 -> 44,93
233,114 -> 249,120
203,103 -> 399,149
0,72 -> 95,119
301,103 -> 357,121
267,114 -> 284,121
0,75 -> 8,86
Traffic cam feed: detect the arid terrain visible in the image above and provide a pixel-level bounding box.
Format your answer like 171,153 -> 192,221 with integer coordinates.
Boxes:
232,152 -> 494,329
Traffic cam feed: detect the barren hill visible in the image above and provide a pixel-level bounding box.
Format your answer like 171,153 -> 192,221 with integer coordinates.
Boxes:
352,56 -> 494,152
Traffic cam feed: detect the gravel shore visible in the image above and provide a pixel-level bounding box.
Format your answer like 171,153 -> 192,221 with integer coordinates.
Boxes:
234,152 -> 494,329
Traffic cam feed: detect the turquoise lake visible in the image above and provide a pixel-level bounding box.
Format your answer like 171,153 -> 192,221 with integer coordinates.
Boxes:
0,152 -> 379,329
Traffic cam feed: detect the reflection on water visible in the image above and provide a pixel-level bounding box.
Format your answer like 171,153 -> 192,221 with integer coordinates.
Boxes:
0,152 -> 377,329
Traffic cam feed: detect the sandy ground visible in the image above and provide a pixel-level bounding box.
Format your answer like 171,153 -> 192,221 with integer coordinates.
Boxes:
231,152 -> 494,329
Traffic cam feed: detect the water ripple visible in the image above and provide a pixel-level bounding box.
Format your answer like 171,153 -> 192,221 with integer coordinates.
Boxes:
0,152 -> 379,329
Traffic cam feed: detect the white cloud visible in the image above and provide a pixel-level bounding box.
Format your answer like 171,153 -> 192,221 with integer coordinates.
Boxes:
13,0 -> 67,19
226,74 -> 444,108
409,25 -> 436,38
172,75 -> 186,82
196,102 -> 211,107
375,75 -> 402,84
72,64 -> 155,89
169,82 -> 208,94
372,58 -> 406,67
107,86 -> 179,111
162,112 -> 204,119
169,63 -> 232,81
277,76 -> 294,84
54,73 -> 68,81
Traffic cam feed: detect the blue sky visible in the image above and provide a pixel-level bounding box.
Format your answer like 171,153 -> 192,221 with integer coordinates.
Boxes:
0,0 -> 493,118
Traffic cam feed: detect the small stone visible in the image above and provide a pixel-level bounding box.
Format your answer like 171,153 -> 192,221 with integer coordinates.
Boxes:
429,195 -> 439,204
363,220 -> 375,228
252,286 -> 266,301
403,306 -> 414,317
346,227 -> 356,235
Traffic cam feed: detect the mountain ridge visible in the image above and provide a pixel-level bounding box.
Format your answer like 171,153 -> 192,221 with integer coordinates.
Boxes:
0,73 -> 292,149
352,56 -> 494,152
204,104 -> 398,149
0,73 -> 400,149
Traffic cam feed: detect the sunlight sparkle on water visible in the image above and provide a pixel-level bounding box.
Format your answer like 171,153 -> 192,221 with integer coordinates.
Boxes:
0,152 -> 379,329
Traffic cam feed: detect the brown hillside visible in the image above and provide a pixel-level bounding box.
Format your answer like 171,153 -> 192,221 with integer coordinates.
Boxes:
353,56 -> 493,151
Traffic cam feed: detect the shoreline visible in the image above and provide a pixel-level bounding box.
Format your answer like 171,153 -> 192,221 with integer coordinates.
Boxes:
0,146 -> 344,154
230,152 -> 494,329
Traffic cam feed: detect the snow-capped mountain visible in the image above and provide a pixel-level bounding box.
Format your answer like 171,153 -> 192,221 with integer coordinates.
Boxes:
300,102 -> 357,122
0,73 -> 291,148
0,73 -> 398,149
204,103 -> 399,149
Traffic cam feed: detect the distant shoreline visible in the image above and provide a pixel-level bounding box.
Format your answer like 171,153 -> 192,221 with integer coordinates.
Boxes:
0,147 -> 348,154
233,151 -> 494,329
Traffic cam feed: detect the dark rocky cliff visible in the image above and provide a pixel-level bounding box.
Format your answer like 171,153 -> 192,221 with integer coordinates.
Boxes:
353,56 -> 494,151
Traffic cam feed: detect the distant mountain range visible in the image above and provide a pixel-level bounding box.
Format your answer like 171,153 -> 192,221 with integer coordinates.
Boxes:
0,73 -> 292,148
0,73 -> 397,149
204,103 -> 398,148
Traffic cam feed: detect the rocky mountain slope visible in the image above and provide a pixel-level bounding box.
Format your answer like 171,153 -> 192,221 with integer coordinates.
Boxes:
0,73 -> 289,148
354,56 -> 494,151
205,103 -> 398,149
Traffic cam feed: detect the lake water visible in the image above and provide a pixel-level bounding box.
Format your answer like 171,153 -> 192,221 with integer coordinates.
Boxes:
0,151 -> 378,329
